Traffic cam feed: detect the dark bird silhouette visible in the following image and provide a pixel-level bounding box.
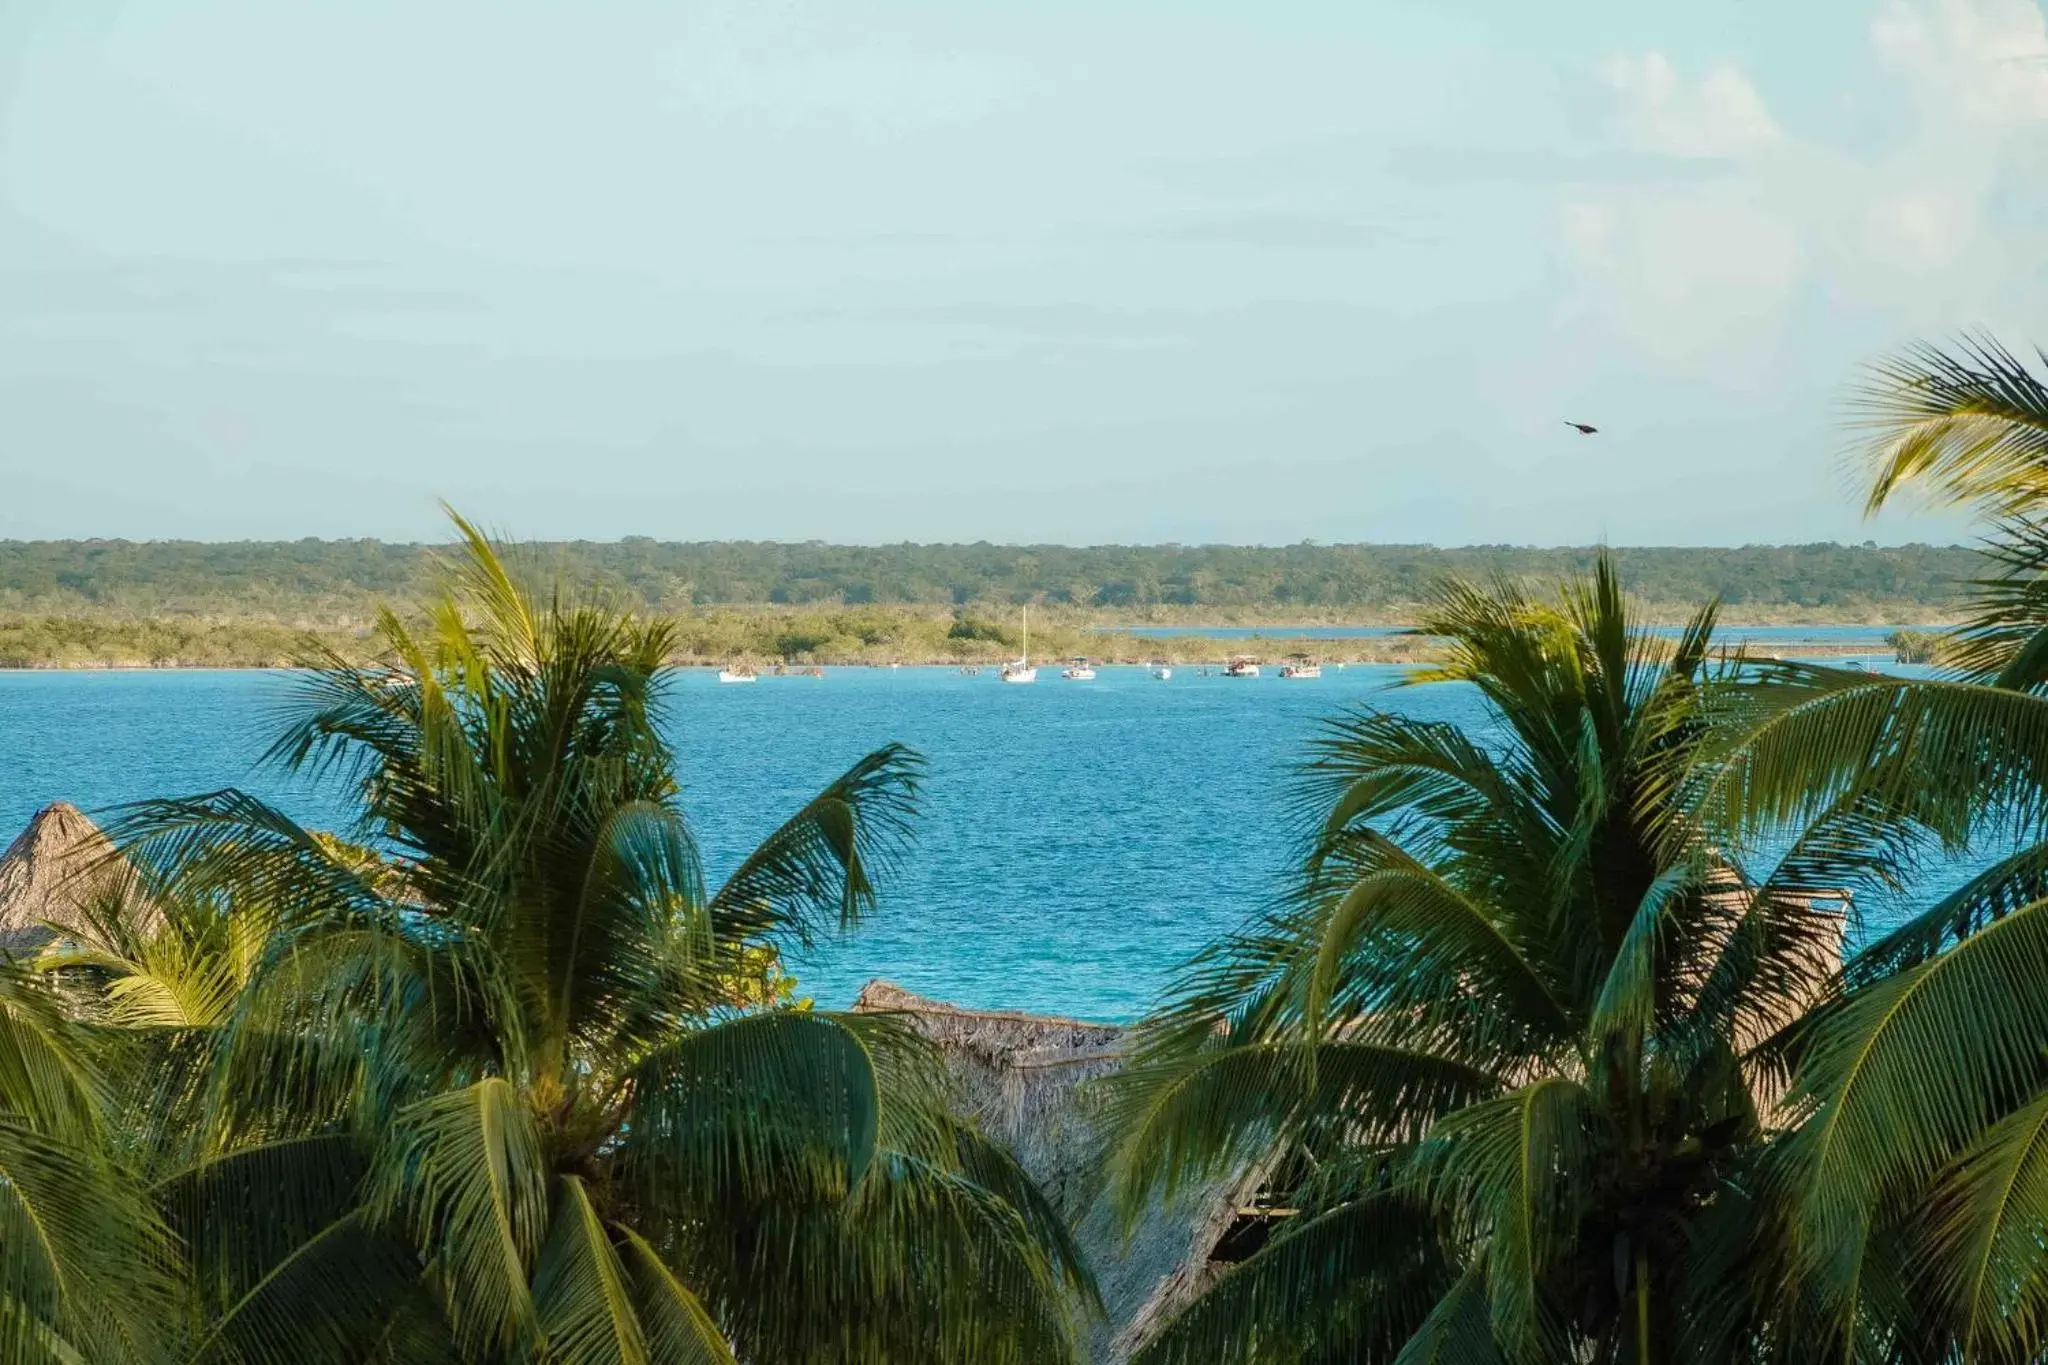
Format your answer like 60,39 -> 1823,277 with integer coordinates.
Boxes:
1564,420 -> 1599,434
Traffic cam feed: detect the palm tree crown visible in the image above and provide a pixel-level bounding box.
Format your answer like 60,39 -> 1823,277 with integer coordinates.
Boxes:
1102,556 -> 1846,1364
1679,333 -> 2048,1361
62,513 -> 1093,1365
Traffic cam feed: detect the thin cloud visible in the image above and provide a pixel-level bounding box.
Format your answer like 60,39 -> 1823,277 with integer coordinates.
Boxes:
1600,53 -> 1782,159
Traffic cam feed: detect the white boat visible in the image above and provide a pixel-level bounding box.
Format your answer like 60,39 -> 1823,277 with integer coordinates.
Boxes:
716,665 -> 758,684
1280,659 -> 1322,680
1223,656 -> 1261,679
1151,663 -> 1173,681
1062,656 -> 1096,681
1000,607 -> 1038,684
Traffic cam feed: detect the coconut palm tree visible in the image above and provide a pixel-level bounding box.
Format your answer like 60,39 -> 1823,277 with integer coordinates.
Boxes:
1678,335 -> 2048,1361
0,962 -> 176,1362
1857,333 -> 2048,687
1100,557 -> 1849,1364
84,513 -> 1093,1365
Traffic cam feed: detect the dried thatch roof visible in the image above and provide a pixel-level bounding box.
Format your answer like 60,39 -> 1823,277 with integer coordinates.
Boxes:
0,802 -> 154,955
853,981 -> 1253,1364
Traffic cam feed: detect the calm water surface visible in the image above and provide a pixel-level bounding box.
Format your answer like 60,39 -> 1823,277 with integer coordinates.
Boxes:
0,661 -> 1946,1020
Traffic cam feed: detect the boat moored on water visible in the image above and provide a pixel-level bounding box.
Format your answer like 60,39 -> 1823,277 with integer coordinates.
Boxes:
1062,656 -> 1096,681
1151,662 -> 1173,680
716,664 -> 758,684
1000,607 -> 1039,683
1223,656 -> 1261,678
1280,657 -> 1322,680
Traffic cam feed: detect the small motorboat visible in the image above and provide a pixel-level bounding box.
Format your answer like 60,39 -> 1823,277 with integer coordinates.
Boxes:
1280,657 -> 1322,680
1062,656 -> 1097,681
716,664 -> 758,684
1151,663 -> 1173,681
1223,656 -> 1261,679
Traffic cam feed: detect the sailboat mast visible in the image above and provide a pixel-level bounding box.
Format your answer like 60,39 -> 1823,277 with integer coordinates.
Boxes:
1023,606 -> 1029,665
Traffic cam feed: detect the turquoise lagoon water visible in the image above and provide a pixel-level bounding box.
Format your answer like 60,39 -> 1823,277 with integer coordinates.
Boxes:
0,661 -> 1945,1020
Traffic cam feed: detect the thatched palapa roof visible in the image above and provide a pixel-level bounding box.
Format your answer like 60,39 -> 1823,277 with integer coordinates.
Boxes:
853,981 -> 1253,1364
0,801 -> 154,955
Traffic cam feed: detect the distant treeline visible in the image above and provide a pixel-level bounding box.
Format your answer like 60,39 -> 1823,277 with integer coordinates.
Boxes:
0,539 -> 1984,622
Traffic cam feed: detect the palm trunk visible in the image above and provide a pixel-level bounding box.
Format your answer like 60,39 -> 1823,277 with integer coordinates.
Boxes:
1635,1246 -> 1652,1365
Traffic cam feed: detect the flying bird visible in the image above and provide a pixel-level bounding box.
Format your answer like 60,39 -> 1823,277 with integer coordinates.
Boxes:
1564,420 -> 1599,435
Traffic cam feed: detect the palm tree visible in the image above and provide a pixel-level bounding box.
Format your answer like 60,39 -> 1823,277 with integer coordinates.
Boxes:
80,513 -> 1093,1364
1101,557 -> 1846,1364
1856,333 -> 2048,687
0,962 -> 175,1362
1678,335 -> 2048,1361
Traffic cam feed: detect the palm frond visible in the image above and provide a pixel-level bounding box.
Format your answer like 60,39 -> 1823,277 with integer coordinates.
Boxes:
690,1145 -> 1090,1365
185,1209 -> 428,1365
370,1076 -> 547,1356
1944,518 -> 2048,689
951,1124 -> 1101,1313
708,744 -> 923,947
0,1115 -> 175,1365
1696,674 -> 2048,848
1415,1079 -> 1605,1356
532,1175 -> 649,1365
1101,1041 -> 1497,1216
614,1228 -> 738,1365
1775,895 -> 2048,1322
0,968 -> 105,1141
1389,1265 -> 1504,1365
1129,1194 -> 1455,1365
1917,1088 -> 2048,1361
157,1132 -> 366,1311
621,1010 -> 883,1207
1853,333 -> 2048,520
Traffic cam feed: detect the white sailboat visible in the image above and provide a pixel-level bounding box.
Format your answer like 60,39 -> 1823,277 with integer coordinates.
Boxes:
1000,607 -> 1038,684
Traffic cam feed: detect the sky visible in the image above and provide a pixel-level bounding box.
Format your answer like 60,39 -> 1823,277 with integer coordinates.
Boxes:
3,0 -> 2046,547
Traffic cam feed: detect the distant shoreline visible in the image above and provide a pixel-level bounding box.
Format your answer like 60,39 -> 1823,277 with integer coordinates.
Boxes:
0,625 -> 1921,672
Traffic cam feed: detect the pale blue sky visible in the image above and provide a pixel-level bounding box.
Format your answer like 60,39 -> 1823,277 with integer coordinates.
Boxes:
4,0 -> 2046,545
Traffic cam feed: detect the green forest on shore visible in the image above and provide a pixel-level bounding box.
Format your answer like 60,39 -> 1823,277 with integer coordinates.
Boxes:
0,539 -> 1980,667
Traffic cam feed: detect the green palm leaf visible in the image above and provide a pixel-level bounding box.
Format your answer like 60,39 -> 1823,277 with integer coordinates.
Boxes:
1128,1194 -> 1455,1365
1853,333 -> 2048,520
1416,1078 -> 1604,1356
707,743 -> 922,947
1918,1088 -> 2048,1361
0,1117 -> 174,1365
1103,1041 -> 1497,1212
614,1229 -> 738,1365
1390,1266 -> 1504,1365
1776,895 -> 2048,1322
186,1209 -> 430,1365
371,1076 -> 548,1355
532,1176 -> 650,1365
621,1010 -> 882,1205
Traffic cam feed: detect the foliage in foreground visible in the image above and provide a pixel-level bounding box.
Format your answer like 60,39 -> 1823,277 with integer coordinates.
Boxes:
1102,555 -> 1860,1363
4,514 -> 1094,1363
1103,334 -> 2048,1364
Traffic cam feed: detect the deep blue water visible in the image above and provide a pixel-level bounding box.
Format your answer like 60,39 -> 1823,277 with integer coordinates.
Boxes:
0,660 -> 1950,1020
